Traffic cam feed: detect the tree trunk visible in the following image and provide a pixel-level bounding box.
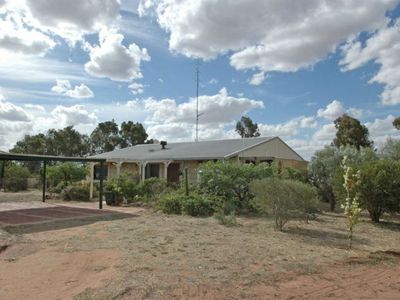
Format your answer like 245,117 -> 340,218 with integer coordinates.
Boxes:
329,197 -> 336,212
368,209 -> 381,223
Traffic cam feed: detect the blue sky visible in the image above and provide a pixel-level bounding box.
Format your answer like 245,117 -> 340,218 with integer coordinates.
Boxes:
0,0 -> 399,159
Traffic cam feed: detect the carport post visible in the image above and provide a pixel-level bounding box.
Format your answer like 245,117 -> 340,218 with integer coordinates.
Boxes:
0,160 -> 5,190
99,160 -> 104,209
42,160 -> 47,202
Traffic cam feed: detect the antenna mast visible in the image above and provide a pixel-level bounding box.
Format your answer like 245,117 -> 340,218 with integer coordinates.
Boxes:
195,61 -> 200,142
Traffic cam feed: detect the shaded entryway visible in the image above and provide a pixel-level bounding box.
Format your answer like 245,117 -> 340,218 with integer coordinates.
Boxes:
167,163 -> 180,183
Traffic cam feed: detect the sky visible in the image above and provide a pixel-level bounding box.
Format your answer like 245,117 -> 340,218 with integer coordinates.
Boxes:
0,0 -> 399,159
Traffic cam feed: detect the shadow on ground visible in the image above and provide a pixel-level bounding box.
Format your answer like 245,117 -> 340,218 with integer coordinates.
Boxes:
285,226 -> 370,248
1,210 -> 136,234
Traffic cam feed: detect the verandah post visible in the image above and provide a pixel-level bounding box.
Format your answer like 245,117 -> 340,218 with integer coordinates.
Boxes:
42,160 -> 47,202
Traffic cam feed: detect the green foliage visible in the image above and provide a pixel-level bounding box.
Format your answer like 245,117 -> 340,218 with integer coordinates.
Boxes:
90,120 -> 121,154
235,116 -> 260,138
198,161 -> 274,214
340,157 -> 362,249
333,114 -> 373,150
158,189 -> 217,216
393,117 -> 400,130
283,167 -> 308,183
61,183 -> 90,201
357,159 -> 400,223
4,164 -> 30,192
47,163 -> 87,189
214,211 -> 237,226
181,193 -> 215,216
119,121 -> 148,148
380,138 -> 400,160
158,193 -> 183,214
139,177 -> 167,202
250,178 -> 319,231
46,126 -> 90,157
10,127 -> 89,172
308,145 -> 377,211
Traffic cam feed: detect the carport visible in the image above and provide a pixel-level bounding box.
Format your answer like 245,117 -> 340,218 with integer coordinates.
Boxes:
0,152 -> 106,209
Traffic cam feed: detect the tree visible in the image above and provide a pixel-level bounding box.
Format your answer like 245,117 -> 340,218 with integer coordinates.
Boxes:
309,145 -> 377,211
11,133 -> 48,155
46,126 -> 89,157
235,116 -> 260,138
357,159 -> 400,223
333,114 -> 372,150
90,120 -> 121,154
380,138 -> 400,160
393,117 -> 400,130
340,157 -> 361,249
119,121 -> 148,148
250,178 -> 319,231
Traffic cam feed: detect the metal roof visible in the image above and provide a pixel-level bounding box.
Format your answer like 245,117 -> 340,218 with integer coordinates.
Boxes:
0,152 -> 106,163
92,136 -> 288,162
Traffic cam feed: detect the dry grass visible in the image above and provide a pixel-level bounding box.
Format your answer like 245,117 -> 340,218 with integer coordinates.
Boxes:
1,192 -> 399,299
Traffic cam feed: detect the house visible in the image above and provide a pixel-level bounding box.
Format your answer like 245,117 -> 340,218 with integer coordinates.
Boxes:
90,136 -> 306,184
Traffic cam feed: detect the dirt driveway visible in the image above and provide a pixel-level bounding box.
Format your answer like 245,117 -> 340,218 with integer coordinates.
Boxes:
0,194 -> 399,299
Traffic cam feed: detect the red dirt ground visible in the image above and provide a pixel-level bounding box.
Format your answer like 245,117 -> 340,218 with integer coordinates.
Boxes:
165,254 -> 400,299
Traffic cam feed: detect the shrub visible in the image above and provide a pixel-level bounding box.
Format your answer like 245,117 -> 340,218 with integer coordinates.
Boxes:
198,161 -> 274,214
181,193 -> 215,216
4,164 -> 30,192
283,167 -> 308,183
250,178 -> 319,231
139,177 -> 167,202
47,163 -> 87,189
357,159 -> 400,222
158,193 -> 182,214
61,184 -> 90,201
214,210 -> 237,226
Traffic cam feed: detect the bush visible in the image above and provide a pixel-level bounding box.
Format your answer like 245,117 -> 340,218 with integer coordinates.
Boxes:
47,163 -> 87,189
61,184 -> 90,201
250,178 -> 319,231
198,161 -> 274,214
158,188 -> 217,216
158,193 -> 182,214
139,177 -> 167,202
181,193 -> 215,216
4,164 -> 30,192
357,159 -> 400,222
214,210 -> 237,226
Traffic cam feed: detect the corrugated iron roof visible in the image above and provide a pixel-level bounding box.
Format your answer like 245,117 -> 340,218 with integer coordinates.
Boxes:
92,136 -> 292,162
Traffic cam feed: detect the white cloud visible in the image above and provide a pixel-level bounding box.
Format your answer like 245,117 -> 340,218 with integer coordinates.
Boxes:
140,0 -> 396,75
341,19 -> 400,105
317,100 -> 345,121
0,18 -> 55,56
144,87 -> 264,125
25,0 -> 120,44
366,114 -> 400,146
259,119 -> 299,138
51,105 -> 97,126
85,28 -> 150,82
51,80 -> 94,99
248,71 -> 266,86
124,88 -> 264,141
317,100 -> 363,121
129,82 -> 145,95
23,104 -> 45,111
0,94 -> 30,122
208,78 -> 218,85
300,116 -> 317,129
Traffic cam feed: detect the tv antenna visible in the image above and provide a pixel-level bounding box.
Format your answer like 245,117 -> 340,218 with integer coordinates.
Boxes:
195,61 -> 203,142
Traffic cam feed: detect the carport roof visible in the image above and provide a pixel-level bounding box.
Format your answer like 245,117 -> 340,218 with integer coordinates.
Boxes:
0,152 -> 106,163
91,136 -> 282,162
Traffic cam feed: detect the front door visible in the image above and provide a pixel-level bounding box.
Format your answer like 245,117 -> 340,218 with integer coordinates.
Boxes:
167,163 -> 180,183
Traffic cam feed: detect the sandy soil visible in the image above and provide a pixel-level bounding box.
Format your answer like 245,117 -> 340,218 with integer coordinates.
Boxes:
0,193 -> 399,299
